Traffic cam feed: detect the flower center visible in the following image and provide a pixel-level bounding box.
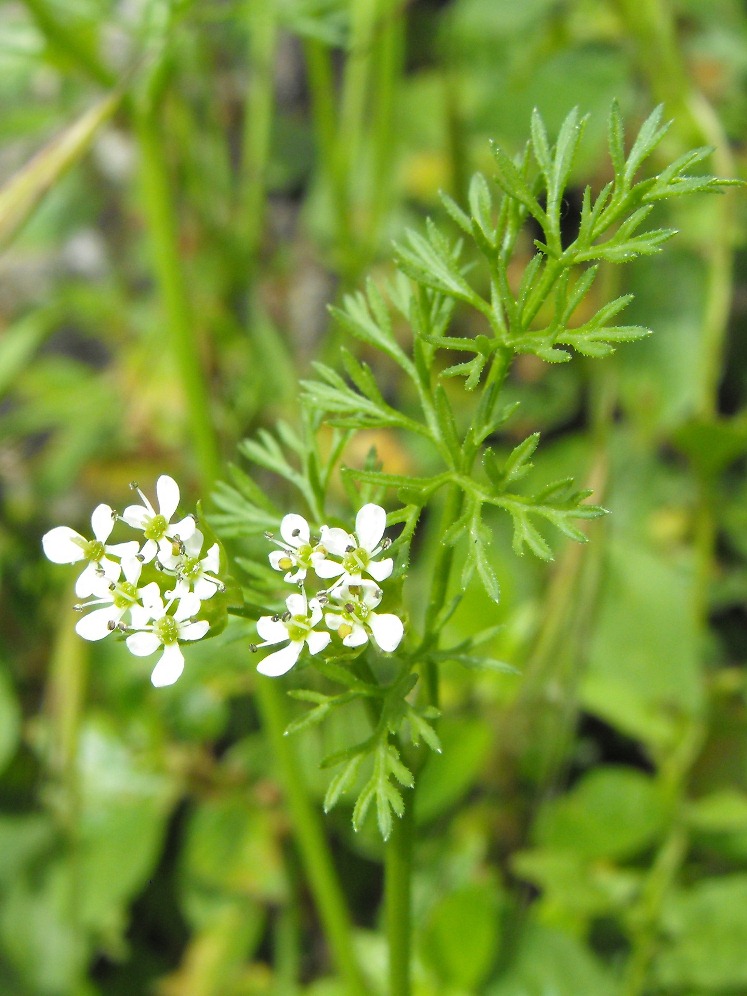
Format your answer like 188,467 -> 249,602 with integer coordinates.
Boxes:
144,514 -> 168,541
112,582 -> 138,609
85,539 -> 105,563
155,615 -> 179,645
342,547 -> 370,575
181,556 -> 201,580
286,615 -> 311,642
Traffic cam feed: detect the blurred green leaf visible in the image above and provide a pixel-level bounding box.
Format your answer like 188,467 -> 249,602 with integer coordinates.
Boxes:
421,880 -> 502,990
0,91 -> 121,253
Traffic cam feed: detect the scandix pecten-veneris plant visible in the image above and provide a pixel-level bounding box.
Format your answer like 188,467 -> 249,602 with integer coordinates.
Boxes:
43,104 -> 734,994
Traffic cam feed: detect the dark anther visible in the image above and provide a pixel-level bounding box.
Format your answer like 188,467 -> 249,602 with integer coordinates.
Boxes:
291,528 -> 301,538
282,611 -> 291,622
264,531 -> 274,541
346,544 -> 355,553
272,614 -> 280,622
249,643 -> 258,653
73,604 -> 84,613
382,537 -> 392,549
107,620 -> 116,631
136,554 -> 145,562
129,481 -> 139,491
345,603 -> 355,613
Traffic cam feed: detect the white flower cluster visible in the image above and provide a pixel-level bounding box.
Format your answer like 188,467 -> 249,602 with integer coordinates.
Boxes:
253,503 -> 404,677
42,476 -> 224,687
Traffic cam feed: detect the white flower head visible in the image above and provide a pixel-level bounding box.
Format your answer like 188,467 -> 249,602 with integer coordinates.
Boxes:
159,529 -> 224,600
324,580 -> 404,653
122,475 -> 196,565
252,591 -> 330,677
315,503 -> 394,590
125,583 -> 208,687
42,503 -> 139,597
267,513 -> 325,583
73,566 -> 145,641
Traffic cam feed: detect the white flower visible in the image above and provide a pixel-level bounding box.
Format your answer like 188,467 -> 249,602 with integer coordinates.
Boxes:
314,503 -> 394,590
253,592 -> 330,677
267,513 -> 325,583
42,503 -> 139,597
122,475 -> 196,564
125,583 -> 208,687
324,581 -> 404,652
159,529 -> 224,600
73,564 -> 145,641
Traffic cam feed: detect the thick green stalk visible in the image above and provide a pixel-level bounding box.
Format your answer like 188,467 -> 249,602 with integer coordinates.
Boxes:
254,677 -> 368,994
385,793 -> 414,996
135,106 -> 222,488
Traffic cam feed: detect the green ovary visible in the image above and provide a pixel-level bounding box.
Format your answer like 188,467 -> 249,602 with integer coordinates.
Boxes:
342,547 -> 369,574
181,556 -> 201,579
144,514 -> 168,540
85,539 -> 105,563
286,616 -> 310,642
113,582 -> 138,609
155,615 -> 179,645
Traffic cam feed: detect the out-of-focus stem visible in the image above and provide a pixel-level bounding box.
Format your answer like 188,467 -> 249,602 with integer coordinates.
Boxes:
254,677 -> 369,994
135,105 -> 222,489
385,795 -> 414,996
241,1 -> 278,275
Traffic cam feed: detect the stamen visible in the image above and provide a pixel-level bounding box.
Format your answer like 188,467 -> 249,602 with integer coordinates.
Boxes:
381,537 -> 392,549
291,528 -> 301,538
107,620 -> 116,631
73,604 -> 84,613
264,531 -> 274,541
282,611 -> 291,622
249,643 -> 258,653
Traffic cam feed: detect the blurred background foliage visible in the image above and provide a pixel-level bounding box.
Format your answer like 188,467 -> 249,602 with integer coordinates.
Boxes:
2,0 -> 747,993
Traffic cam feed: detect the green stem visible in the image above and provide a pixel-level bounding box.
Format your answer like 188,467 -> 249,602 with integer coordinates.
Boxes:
254,677 -> 368,994
22,0 -> 116,86
135,105 -> 222,489
240,0 -> 279,276
385,789 -> 414,996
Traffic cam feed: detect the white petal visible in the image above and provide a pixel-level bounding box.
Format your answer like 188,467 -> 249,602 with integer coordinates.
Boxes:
179,619 -> 209,642
355,503 -> 386,551
359,580 -> 383,608
150,643 -> 185,686
139,582 -> 163,612
184,531 -> 204,557
75,607 -> 118,641
308,599 -> 324,626
139,538 -> 158,563
130,604 -> 154,629
285,593 -> 307,617
90,504 -> 115,543
75,562 -> 106,598
343,624 -> 368,648
121,505 -> 150,529
319,526 -> 351,557
175,592 -> 201,621
171,514 -> 196,541
256,615 -> 290,643
126,631 -> 161,657
203,543 -> 220,572
194,576 -> 218,599
306,630 -> 331,655
156,475 -> 180,520
324,612 -> 345,629
367,558 -> 393,582
120,554 -> 143,585
280,513 -> 310,547
256,641 -> 302,677
370,612 -> 404,652
313,558 -> 345,580
269,550 -> 287,571
42,526 -> 87,564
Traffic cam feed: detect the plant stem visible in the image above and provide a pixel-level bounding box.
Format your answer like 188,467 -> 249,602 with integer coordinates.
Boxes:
240,0 -> 278,277
135,105 -> 222,489
385,787 -> 414,996
254,677 -> 369,994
